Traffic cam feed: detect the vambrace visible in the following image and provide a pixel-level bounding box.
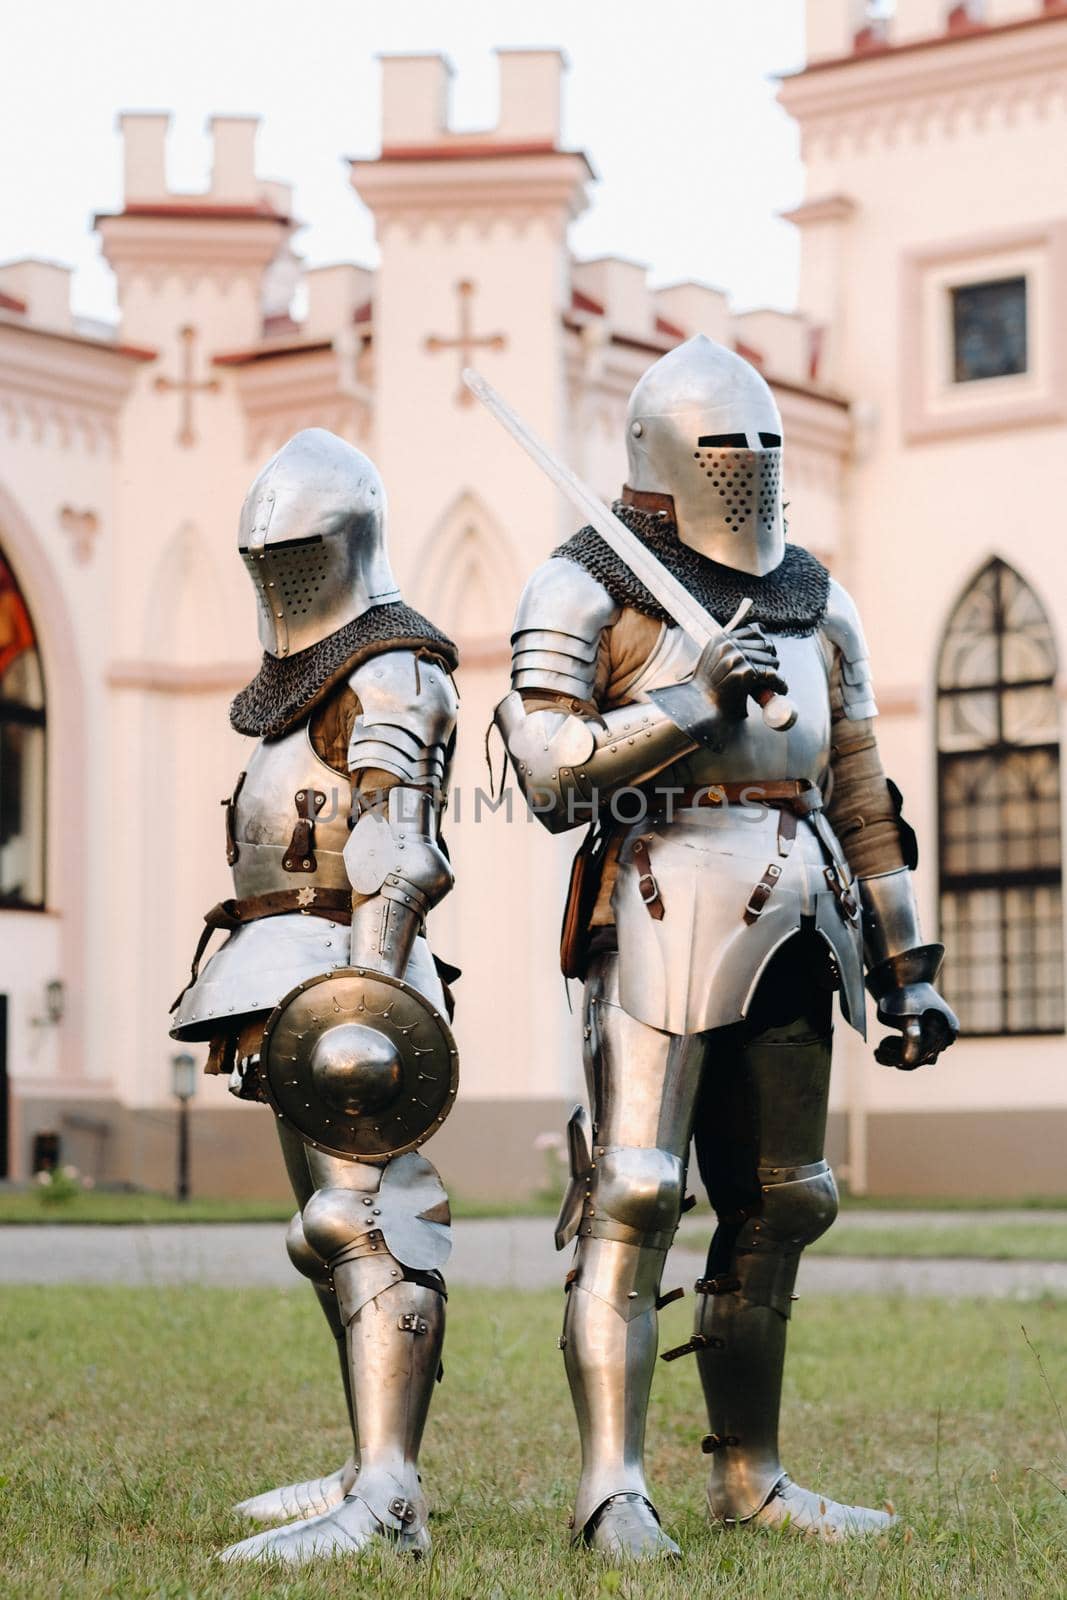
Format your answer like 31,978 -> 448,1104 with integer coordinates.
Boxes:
494,690 -> 697,834
344,787 -> 453,975
861,868 -> 958,1068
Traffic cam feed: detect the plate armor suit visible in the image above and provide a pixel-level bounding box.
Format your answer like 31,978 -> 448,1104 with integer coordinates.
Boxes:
170,429 -> 460,1565
495,336 -> 958,1559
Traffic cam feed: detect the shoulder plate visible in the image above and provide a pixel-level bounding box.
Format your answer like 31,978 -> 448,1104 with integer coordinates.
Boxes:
347,649 -> 457,789
511,558 -> 619,702
821,578 -> 877,721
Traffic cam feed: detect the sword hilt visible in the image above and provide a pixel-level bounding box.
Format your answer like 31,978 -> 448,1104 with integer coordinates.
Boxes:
723,601 -> 798,733
757,687 -> 799,732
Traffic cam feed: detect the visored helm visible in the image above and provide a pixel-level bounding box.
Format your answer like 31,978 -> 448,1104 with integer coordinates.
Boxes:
625,334 -> 785,577
238,428 -> 400,658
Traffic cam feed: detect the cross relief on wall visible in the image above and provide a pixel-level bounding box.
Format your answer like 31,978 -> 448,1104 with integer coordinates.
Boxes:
154,325 -> 220,447
425,280 -> 506,406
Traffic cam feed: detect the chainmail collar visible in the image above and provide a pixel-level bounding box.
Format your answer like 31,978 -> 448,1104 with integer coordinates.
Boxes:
552,502 -> 830,637
230,602 -> 459,739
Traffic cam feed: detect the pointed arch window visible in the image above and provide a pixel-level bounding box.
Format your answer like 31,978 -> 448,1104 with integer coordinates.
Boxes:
937,558 -> 1063,1035
0,547 -> 46,908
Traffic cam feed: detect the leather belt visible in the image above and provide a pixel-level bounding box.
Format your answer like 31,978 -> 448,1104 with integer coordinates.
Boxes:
171,887 -> 352,1013
665,780 -> 823,816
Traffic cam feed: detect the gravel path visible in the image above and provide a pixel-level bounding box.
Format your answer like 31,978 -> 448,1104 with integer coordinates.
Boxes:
2,1219 -> 1064,1299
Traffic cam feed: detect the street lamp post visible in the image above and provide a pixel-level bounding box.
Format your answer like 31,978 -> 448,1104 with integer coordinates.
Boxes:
170,1051 -> 197,1202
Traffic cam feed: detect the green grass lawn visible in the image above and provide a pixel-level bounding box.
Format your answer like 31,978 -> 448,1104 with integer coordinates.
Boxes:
3,1286 -> 1064,1599
808,1222 -> 1067,1262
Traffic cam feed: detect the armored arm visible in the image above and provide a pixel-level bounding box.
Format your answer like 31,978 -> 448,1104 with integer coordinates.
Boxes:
822,581 -> 958,1068
495,558 -> 784,834
342,651 -> 456,976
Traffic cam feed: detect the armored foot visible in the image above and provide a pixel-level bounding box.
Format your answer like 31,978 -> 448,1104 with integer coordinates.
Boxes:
585,1494 -> 680,1562
743,1475 -> 895,1541
219,1482 -> 430,1565
232,1456 -> 357,1524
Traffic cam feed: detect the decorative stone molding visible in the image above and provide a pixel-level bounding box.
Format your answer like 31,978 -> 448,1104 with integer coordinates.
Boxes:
212,336 -> 372,456
96,211 -> 291,296
0,318 -> 152,450
779,13 -> 1067,156
351,149 -> 592,234
58,506 -> 100,563
106,659 -> 256,693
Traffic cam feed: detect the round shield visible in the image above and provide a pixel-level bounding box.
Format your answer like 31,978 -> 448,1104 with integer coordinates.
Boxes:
261,967 -> 459,1159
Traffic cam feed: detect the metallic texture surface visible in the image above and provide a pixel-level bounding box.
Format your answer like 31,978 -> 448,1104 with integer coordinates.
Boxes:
625,335 -> 784,576
220,1272 -> 445,1563
347,650 -> 456,790
230,723 -> 353,898
238,428 -> 400,659
611,803 -> 864,1037
693,1018 -> 890,1537
171,922 -> 441,1041
171,911 -> 350,1039
233,1462 -> 357,1527
261,968 -> 458,1159
858,866 -> 925,967
822,579 -> 878,721
495,691 -> 698,834
347,788 -> 454,976
564,956 -> 704,1539
302,1153 -> 451,1277
510,557 -> 620,702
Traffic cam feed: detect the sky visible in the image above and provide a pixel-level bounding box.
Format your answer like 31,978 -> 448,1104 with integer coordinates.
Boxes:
1,0 -> 807,324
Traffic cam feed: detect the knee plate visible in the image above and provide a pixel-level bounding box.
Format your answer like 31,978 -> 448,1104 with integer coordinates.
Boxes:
729,1161 -> 838,1317
302,1150 -> 452,1274
582,1145 -> 685,1248
285,1210 -> 330,1288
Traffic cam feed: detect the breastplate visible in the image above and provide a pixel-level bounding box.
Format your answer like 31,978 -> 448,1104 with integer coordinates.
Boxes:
625,626 -> 833,790
230,724 -> 352,897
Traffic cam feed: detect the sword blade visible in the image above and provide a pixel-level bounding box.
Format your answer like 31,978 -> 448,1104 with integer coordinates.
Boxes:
463,367 -> 798,732
463,367 -> 720,648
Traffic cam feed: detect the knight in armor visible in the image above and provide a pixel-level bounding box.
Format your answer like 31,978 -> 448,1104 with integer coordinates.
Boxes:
495,336 -> 958,1559
170,428 -> 460,1564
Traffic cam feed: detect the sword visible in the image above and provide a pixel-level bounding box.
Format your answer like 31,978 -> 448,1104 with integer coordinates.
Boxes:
463,368 -> 797,733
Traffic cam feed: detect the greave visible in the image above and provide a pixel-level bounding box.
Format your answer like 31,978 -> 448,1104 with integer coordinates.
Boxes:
693,1258 -> 795,1521
314,1283 -> 358,1454
333,1258 -> 445,1544
564,1237 -> 668,1535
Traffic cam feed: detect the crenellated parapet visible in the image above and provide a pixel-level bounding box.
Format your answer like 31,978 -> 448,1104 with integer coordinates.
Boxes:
786,0 -> 1067,158
352,50 -> 593,241
96,113 -> 295,347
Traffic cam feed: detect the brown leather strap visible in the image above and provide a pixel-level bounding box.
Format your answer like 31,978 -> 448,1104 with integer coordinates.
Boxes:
621,484 -> 676,518
222,770 -> 246,866
631,837 -> 664,921
667,780 -> 822,814
283,787 -> 327,873
743,861 -> 783,924
170,887 -> 352,1013
822,864 -> 860,925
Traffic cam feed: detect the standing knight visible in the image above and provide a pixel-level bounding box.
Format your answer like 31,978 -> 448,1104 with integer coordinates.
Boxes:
170,428 -> 460,1564
494,336 -> 958,1558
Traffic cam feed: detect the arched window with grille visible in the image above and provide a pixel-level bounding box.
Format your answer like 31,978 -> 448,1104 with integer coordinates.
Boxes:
937,558 -> 1063,1035
0,546 -> 46,908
